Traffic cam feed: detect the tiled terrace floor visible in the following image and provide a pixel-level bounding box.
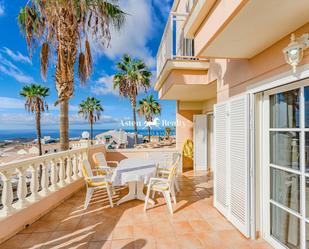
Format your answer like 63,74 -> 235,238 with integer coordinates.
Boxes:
0,171 -> 272,249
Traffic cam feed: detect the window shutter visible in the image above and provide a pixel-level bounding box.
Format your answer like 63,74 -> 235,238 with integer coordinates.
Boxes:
229,95 -> 250,237
214,103 -> 229,216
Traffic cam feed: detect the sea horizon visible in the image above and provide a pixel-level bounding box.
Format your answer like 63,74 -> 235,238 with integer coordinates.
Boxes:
0,128 -> 175,142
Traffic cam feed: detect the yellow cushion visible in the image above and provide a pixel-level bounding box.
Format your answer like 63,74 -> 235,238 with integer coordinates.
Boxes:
152,182 -> 169,191
87,181 -> 111,188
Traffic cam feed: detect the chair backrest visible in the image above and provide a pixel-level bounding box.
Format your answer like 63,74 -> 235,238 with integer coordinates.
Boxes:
82,159 -> 93,178
168,154 -> 181,183
92,152 -> 107,167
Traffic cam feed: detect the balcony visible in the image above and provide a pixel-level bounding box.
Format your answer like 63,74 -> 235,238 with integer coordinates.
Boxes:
192,0 -> 309,58
0,169 -> 272,248
155,13 -> 211,101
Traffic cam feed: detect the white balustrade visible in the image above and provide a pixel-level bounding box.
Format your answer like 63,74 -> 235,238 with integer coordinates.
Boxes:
58,157 -> 66,187
66,156 -> 73,184
49,159 -> 59,192
0,147 -> 88,218
0,171 -> 15,216
15,167 -> 28,209
40,161 -> 50,197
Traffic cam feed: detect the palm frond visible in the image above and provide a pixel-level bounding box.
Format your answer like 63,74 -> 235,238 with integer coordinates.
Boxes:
40,42 -> 49,80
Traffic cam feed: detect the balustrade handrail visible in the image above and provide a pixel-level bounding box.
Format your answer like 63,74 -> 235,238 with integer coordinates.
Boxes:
0,147 -> 88,172
0,146 -> 88,218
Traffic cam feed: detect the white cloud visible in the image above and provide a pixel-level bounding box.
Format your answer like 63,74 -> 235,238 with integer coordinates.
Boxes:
0,97 -> 24,109
1,47 -> 32,64
0,97 -> 79,112
91,75 -> 119,96
0,113 -> 121,127
0,64 -> 34,83
152,0 -> 173,17
0,3 -> 4,16
90,0 -> 156,68
0,53 -> 34,84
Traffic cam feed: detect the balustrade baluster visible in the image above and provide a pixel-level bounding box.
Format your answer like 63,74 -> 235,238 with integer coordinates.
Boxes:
72,153 -> 79,180
66,156 -> 73,183
78,153 -> 83,177
0,171 -> 15,216
49,159 -> 59,191
58,157 -> 66,187
40,160 -> 50,196
15,167 -> 28,209
29,164 -> 40,201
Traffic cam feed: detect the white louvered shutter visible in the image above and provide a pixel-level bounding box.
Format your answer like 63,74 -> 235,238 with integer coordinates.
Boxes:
229,95 -> 250,237
214,103 -> 229,216
194,115 -> 207,171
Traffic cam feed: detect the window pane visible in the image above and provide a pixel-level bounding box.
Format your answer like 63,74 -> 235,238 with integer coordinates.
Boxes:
270,131 -> 300,170
270,89 -> 300,128
270,168 -> 300,212
306,133 -> 309,174
304,86 -> 309,128
270,204 -> 300,249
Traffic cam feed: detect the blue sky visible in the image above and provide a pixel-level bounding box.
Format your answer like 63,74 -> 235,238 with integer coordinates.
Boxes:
0,0 -> 175,131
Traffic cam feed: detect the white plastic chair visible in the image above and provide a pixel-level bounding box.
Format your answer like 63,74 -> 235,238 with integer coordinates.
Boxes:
154,153 -> 181,193
81,159 -> 114,209
92,152 -> 119,175
144,155 -> 181,214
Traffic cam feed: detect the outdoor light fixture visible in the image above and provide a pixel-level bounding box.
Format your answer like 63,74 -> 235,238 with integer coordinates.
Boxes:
283,33 -> 309,73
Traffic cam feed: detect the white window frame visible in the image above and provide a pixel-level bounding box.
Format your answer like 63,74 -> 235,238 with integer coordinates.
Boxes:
247,64 -> 309,248
262,80 -> 309,249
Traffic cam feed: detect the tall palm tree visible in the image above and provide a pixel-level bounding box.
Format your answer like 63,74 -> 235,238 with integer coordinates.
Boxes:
137,95 -> 161,142
18,0 -> 125,151
20,84 -> 49,156
78,97 -> 104,144
113,54 -> 152,144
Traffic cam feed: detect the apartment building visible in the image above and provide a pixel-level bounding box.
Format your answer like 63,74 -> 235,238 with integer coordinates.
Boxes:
155,0 -> 309,248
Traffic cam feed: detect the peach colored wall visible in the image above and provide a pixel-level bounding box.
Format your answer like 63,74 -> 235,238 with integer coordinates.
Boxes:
202,98 -> 216,113
176,101 -> 202,169
211,23 -> 309,102
194,0 -> 247,56
0,179 -> 84,244
159,69 -> 209,98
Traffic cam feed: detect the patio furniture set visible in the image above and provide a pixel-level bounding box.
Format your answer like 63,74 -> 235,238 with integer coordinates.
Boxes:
81,152 -> 181,214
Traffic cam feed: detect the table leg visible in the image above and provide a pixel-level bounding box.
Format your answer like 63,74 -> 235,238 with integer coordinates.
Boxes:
136,181 -> 155,205
117,181 -> 136,205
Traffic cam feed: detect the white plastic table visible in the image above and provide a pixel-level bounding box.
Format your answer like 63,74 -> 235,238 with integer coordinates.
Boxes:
111,158 -> 156,205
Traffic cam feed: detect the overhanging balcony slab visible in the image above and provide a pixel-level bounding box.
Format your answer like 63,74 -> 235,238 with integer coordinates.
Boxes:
158,78 -> 216,101
197,0 -> 309,58
183,0 -> 217,39
155,59 -> 209,92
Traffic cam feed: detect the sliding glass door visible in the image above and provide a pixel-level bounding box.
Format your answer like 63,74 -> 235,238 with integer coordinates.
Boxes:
264,80 -> 309,249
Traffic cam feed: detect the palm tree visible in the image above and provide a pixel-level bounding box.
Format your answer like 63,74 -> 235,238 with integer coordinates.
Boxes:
113,54 -> 152,144
20,84 -> 49,156
78,97 -> 104,144
137,95 -> 161,142
18,1 -> 125,151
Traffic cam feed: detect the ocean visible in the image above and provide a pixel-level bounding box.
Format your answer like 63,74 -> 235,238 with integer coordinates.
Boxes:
0,129 -> 175,141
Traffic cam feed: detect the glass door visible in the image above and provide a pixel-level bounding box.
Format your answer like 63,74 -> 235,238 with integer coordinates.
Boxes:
264,80 -> 309,249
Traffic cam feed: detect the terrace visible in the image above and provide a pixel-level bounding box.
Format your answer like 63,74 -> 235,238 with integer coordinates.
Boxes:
0,145 -> 272,249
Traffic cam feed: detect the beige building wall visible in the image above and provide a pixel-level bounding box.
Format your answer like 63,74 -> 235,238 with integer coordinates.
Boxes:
210,23 -> 309,102
176,101 -> 202,170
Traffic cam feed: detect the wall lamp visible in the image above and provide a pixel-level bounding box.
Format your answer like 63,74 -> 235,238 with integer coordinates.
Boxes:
283,33 -> 309,73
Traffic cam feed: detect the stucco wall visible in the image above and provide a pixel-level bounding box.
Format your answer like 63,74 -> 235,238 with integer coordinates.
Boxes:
212,22 -> 309,102
176,101 -> 202,170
